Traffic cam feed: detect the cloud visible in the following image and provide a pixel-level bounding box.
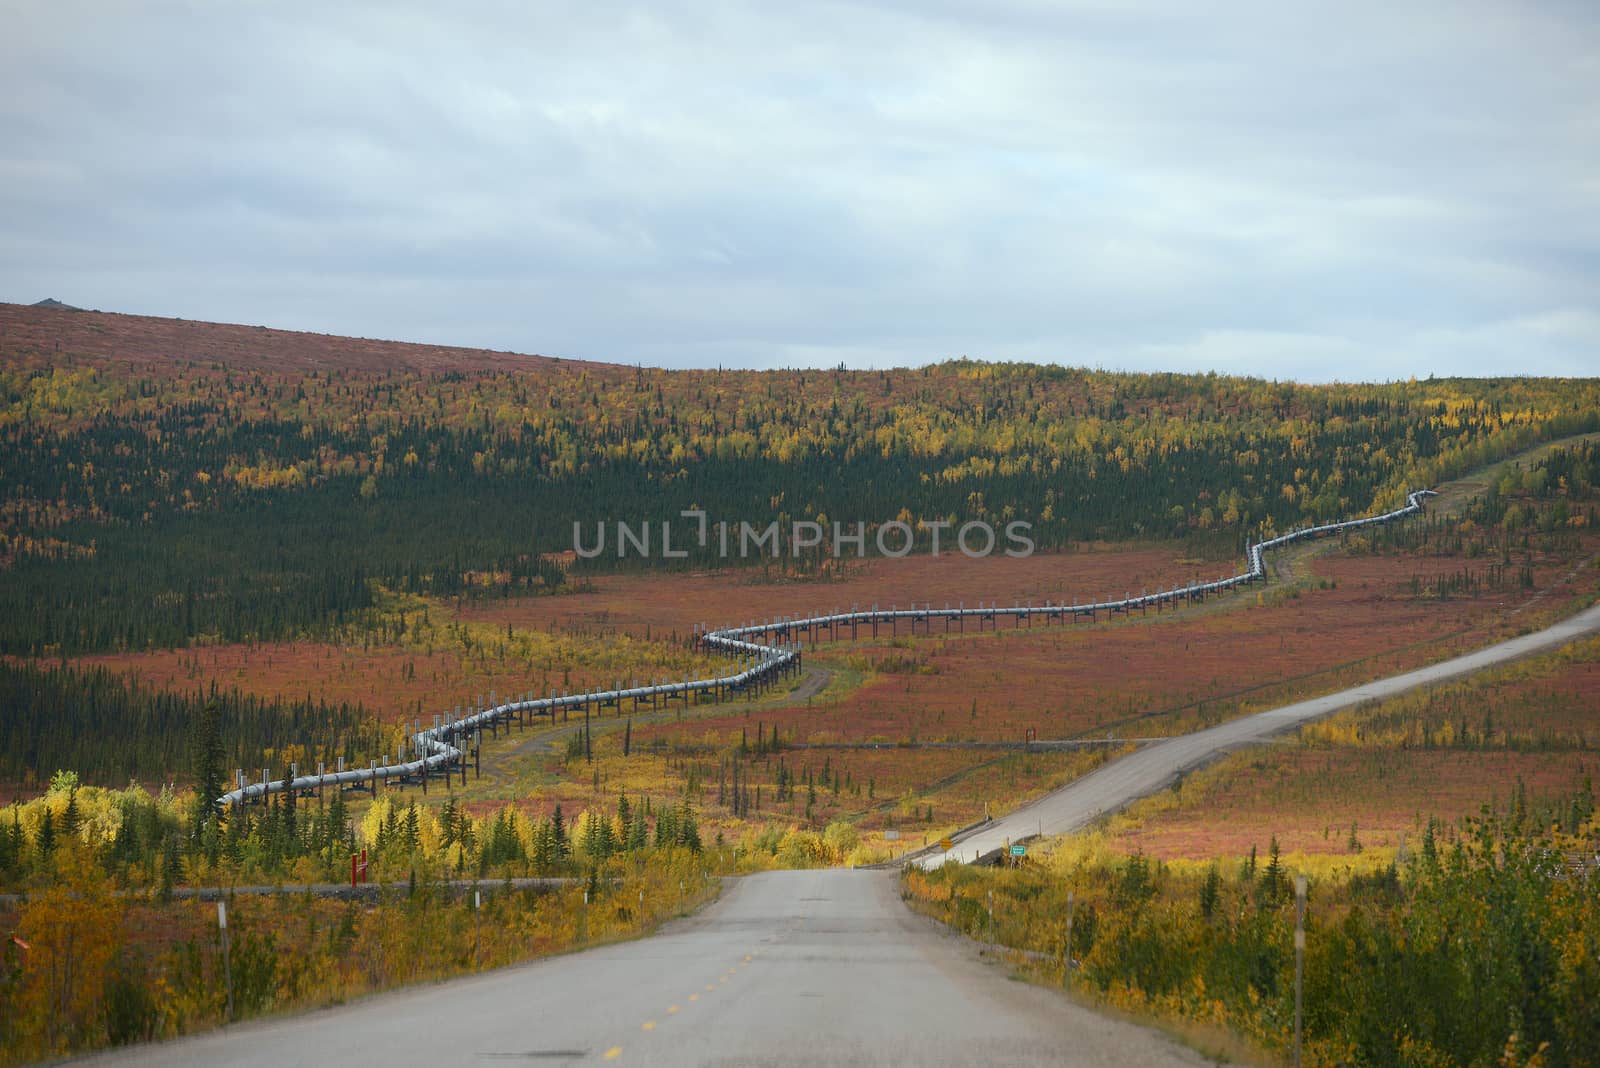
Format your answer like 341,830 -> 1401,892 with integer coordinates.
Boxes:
1,0 -> 1595,379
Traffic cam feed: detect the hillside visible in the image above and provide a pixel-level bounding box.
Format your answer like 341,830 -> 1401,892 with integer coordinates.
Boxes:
0,301 -> 574,374
3,303 -> 1599,660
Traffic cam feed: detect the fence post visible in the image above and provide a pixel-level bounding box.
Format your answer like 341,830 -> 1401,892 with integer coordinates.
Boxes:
1064,890 -> 1074,989
1294,874 -> 1307,1068
217,898 -> 234,1021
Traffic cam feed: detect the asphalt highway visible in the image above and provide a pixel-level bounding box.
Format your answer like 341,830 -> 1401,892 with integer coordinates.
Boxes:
82,869 -> 1206,1067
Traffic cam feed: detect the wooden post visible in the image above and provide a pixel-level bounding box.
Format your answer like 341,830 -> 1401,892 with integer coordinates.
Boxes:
218,899 -> 234,1021
1295,874 -> 1307,1068
1064,890 -> 1075,988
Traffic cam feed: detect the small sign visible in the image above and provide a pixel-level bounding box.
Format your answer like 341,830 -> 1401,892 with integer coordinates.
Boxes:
1010,844 -> 1026,857
939,838 -> 954,851
884,829 -> 899,841
216,900 -> 227,929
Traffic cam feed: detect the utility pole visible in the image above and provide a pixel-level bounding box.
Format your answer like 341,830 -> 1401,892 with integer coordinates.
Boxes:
1294,875 -> 1307,1068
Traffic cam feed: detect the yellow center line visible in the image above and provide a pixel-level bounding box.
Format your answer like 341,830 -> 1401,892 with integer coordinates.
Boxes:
689,993 -> 699,1002
667,1005 -> 680,1014
604,1048 -> 622,1061
641,1021 -> 656,1032
706,984 -> 715,991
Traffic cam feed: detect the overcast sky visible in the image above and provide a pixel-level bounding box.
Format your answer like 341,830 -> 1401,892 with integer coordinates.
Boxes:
3,2 -> 1596,379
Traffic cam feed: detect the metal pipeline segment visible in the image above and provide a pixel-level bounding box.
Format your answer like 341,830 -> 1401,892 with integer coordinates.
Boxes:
219,489 -> 1434,808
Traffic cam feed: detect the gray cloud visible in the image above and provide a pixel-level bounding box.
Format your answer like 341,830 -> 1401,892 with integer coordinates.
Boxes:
2,0 -> 1595,378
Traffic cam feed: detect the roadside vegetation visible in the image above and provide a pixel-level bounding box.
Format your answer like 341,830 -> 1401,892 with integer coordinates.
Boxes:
903,447 -> 1600,1067
0,759 -> 721,1064
905,794 -> 1598,1068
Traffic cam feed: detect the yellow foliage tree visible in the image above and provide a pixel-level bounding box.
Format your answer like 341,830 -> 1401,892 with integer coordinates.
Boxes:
14,847 -> 121,1056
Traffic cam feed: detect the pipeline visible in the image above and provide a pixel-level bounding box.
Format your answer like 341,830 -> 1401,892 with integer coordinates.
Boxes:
218,489 -> 1436,808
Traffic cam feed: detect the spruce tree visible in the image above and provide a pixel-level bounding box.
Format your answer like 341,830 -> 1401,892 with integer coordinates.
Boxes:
327,789 -> 348,862
61,788 -> 81,842
677,800 -> 700,852
655,806 -> 677,848
280,765 -> 298,858
532,818 -> 553,873
1258,837 -> 1285,905
1199,863 -> 1222,919
160,833 -> 181,899
0,808 -> 17,876
192,697 -> 225,840
403,802 -> 420,854
36,808 -> 55,858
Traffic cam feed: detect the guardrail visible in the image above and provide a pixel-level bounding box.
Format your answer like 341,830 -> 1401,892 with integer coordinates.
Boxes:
218,490 -> 1436,809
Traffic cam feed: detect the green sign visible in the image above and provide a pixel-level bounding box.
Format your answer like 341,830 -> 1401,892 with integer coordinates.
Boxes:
1010,844 -> 1026,857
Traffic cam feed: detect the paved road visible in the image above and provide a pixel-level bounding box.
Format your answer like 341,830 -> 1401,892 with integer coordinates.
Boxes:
926,602 -> 1600,866
84,869 -> 1206,1068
